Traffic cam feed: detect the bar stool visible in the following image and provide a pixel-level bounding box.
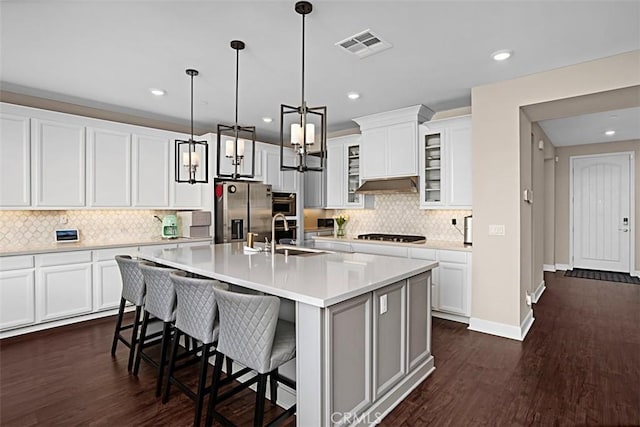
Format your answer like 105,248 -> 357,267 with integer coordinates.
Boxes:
111,255 -> 146,372
162,273 -> 230,426
205,287 -> 297,427
133,262 -> 180,397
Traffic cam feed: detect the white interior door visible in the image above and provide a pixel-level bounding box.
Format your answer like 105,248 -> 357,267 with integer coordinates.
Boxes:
572,153 -> 631,272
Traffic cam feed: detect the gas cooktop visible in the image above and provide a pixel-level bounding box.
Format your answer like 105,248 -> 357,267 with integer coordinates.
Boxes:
356,233 -> 426,243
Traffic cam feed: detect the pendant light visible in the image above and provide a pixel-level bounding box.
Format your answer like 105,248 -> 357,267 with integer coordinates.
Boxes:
175,69 -> 209,184
280,1 -> 326,173
217,40 -> 256,180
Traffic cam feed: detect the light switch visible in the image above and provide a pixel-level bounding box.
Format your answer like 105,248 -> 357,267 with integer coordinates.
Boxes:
379,294 -> 388,314
489,225 -> 505,236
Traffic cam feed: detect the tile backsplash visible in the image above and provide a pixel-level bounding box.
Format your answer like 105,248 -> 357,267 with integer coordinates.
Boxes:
335,194 -> 471,241
0,210 -> 177,248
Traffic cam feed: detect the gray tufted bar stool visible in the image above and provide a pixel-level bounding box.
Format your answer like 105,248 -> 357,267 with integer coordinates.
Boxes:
205,287 -> 297,427
133,262 -> 182,397
162,273 -> 229,426
111,255 -> 147,372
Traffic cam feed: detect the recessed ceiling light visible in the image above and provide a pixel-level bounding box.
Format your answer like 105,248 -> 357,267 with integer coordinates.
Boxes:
262,117 -> 273,123
605,130 -> 616,136
150,88 -> 166,96
491,49 -> 513,61
347,92 -> 360,100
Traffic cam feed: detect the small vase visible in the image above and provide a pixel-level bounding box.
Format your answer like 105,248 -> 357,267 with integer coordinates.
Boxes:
336,224 -> 346,237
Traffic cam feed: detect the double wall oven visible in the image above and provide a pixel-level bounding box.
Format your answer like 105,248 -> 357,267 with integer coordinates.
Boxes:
272,192 -> 297,243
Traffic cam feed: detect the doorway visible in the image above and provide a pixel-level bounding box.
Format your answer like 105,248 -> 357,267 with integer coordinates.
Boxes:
570,152 -> 634,273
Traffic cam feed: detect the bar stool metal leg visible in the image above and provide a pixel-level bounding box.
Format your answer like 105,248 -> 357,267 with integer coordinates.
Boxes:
133,311 -> 150,376
111,297 -> 126,356
269,368 -> 278,406
254,374 -> 268,427
156,322 -> 172,397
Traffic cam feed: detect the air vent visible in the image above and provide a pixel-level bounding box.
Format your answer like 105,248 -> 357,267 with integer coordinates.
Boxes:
335,29 -> 392,58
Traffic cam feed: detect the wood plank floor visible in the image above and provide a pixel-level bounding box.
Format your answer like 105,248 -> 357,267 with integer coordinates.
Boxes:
1,271 -> 638,426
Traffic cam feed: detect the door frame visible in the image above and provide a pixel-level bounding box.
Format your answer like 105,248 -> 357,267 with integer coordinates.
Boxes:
569,151 -> 635,274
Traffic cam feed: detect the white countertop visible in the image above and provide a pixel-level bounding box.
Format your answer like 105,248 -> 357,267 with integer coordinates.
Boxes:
0,237 -> 213,257
136,242 -> 437,308
313,236 -> 472,252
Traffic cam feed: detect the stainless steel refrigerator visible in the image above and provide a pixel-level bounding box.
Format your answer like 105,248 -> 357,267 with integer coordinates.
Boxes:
214,180 -> 272,244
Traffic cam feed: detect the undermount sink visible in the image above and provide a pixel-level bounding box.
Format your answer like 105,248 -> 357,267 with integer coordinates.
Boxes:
275,246 -> 326,257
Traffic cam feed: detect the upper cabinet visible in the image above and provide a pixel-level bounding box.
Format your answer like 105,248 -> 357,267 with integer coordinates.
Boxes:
353,105 -> 434,180
0,113 -> 31,207
303,155 -> 325,208
0,103 -> 205,210
87,127 -> 131,207
325,135 -> 372,209
419,115 -> 472,209
261,143 -> 299,193
32,119 -> 86,207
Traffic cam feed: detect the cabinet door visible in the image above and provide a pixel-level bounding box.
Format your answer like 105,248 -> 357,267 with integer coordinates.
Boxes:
0,269 -> 35,330
373,281 -> 406,399
437,261 -> 467,315
387,122 -> 418,177
281,151 -> 298,193
326,293 -> 372,424
406,272 -> 431,371
37,263 -> 92,322
32,119 -> 86,207
446,125 -> 472,207
325,142 -> 345,208
132,134 -> 169,207
304,156 -> 324,208
360,128 -> 387,179
263,149 -> 282,191
87,127 -> 131,207
93,260 -> 122,311
0,113 -> 31,207
345,143 -> 363,208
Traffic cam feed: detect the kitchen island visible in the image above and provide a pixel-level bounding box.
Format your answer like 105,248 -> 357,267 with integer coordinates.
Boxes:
137,242 -> 437,426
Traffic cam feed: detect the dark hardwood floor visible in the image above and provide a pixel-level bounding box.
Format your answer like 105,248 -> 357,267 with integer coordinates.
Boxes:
1,272 -> 638,426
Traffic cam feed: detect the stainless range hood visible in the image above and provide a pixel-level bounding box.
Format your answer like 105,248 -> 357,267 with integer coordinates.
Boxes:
354,176 -> 418,194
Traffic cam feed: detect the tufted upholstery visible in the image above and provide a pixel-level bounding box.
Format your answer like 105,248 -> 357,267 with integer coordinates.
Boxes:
169,273 -> 228,345
139,262 -> 181,322
213,287 -> 296,374
115,255 -> 146,306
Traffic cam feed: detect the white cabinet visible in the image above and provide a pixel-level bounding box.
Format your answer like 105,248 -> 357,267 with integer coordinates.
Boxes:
87,127 -> 131,207
92,247 -> 138,311
353,105 -> 434,180
420,115 -> 472,209
32,119 -> 86,207
132,133 -> 170,207
262,145 -> 298,193
0,255 -> 35,331
303,155 -> 324,208
325,135 -> 370,209
350,242 -> 408,258
0,113 -> 31,207
36,251 -> 93,322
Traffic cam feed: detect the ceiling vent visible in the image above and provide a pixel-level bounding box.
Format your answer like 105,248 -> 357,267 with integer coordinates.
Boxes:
335,29 -> 392,58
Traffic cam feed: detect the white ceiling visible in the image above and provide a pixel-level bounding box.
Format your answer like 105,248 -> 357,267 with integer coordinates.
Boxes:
538,107 -> 640,147
1,1 -> 639,143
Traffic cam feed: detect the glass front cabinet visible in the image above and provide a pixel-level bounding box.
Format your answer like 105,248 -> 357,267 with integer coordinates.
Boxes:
419,115 -> 472,209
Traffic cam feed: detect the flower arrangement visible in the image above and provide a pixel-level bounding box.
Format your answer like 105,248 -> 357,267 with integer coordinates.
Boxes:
333,214 -> 349,237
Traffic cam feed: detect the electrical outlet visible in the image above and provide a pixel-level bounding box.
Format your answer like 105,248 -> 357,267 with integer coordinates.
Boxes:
451,218 -> 457,226
525,293 -> 532,306
59,215 -> 68,225
379,294 -> 388,314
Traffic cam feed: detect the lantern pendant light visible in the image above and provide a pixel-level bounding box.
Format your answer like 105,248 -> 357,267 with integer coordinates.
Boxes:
279,1 -> 326,173
175,69 -> 209,184
217,40 -> 256,180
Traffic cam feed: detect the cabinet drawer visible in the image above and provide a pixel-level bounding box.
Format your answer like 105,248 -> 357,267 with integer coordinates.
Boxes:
36,251 -> 92,267
351,243 -> 408,258
408,248 -> 436,261
137,243 -> 178,254
93,246 -> 139,262
0,255 -> 34,271
438,250 -> 467,264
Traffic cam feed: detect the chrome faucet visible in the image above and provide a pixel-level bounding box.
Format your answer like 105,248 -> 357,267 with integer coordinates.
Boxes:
271,213 -> 289,255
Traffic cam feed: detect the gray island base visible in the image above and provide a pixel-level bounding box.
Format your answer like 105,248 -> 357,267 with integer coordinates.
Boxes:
137,243 -> 437,426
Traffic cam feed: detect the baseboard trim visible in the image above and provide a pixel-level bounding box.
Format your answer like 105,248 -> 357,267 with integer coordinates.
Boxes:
532,280 -> 546,304
633,270 -> 640,278
432,311 -> 469,324
543,264 -> 556,272
468,310 -> 535,341
555,263 -> 571,271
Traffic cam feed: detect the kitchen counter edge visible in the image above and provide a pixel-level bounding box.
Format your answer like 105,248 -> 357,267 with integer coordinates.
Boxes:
313,236 -> 472,252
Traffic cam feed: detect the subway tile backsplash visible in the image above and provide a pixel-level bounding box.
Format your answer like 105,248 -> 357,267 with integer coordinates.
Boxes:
335,194 -> 471,241
0,210 -> 176,248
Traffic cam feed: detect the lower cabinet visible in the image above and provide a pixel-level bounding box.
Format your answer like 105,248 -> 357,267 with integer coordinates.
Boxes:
36,251 -> 93,322
325,273 -> 431,425
93,246 -> 139,311
0,268 -> 36,330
